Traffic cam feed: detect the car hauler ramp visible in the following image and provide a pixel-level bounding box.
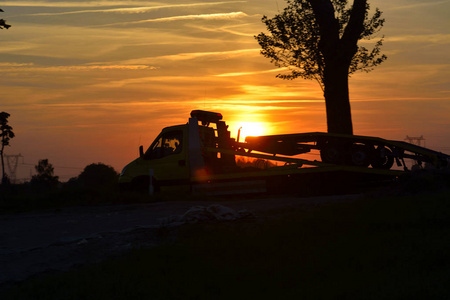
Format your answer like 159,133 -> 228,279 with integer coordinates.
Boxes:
191,146 -> 405,196
243,132 -> 450,171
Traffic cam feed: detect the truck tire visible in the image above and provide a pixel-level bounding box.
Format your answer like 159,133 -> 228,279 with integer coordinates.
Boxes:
130,176 -> 160,193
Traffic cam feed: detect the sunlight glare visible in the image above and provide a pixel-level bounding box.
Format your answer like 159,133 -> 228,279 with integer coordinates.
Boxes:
237,121 -> 266,142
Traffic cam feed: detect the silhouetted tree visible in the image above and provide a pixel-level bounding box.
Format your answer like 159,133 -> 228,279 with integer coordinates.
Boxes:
256,0 -> 386,134
31,159 -> 59,187
0,9 -> 11,29
1,112 -> 15,184
77,163 -> 119,189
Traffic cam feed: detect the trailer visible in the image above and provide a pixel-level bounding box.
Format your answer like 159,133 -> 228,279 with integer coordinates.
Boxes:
119,110 -> 449,195
241,132 -> 450,171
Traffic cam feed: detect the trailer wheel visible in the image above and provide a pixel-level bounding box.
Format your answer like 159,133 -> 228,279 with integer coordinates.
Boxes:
350,144 -> 373,167
371,146 -> 394,170
320,144 -> 345,164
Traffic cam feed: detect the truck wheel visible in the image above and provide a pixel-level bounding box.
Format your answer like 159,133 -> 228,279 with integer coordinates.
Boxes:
437,158 -> 449,169
371,146 -> 394,169
350,144 -> 373,167
131,176 -> 160,193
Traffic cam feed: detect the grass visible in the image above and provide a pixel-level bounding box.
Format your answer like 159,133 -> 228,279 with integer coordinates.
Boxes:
0,184 -> 164,213
0,183 -> 218,214
2,188 -> 450,299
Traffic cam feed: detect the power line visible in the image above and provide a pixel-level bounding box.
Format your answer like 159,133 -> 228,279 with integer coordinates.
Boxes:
19,162 -> 83,170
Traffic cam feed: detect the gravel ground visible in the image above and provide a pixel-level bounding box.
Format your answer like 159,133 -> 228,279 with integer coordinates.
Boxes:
0,194 -> 359,288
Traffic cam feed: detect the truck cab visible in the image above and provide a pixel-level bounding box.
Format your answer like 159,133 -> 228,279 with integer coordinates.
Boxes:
119,110 -> 235,191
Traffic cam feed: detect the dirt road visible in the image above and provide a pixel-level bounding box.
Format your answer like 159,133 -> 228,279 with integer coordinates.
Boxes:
0,194 -> 358,286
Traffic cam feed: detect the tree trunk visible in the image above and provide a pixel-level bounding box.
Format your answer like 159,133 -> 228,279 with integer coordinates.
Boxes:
323,63 -> 353,135
0,146 -> 5,183
309,0 -> 367,136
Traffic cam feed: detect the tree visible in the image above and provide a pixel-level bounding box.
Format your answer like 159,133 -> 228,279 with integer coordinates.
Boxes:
0,8 -> 11,29
1,112 -> 15,184
31,159 -> 59,187
77,163 -> 119,189
256,0 -> 386,134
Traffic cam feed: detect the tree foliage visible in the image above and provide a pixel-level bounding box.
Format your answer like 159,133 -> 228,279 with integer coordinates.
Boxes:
31,159 -> 59,187
256,0 -> 387,134
0,8 -> 11,29
1,112 -> 15,184
255,0 -> 386,91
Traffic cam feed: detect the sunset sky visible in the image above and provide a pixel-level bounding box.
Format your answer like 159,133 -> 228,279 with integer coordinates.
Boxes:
1,0 -> 449,181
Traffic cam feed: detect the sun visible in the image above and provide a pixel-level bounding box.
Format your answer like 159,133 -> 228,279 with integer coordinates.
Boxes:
238,122 -> 266,141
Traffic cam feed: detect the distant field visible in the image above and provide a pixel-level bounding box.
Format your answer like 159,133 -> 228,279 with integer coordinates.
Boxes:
2,188 -> 450,300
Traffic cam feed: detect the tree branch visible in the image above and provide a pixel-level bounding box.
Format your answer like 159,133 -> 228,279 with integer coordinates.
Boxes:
341,0 -> 367,48
307,0 -> 340,59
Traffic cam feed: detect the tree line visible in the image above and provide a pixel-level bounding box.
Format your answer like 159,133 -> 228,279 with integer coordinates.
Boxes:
31,159 -> 119,190
1,111 -> 118,189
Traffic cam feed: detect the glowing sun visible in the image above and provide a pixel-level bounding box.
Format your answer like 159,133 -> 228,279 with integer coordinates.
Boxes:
238,122 -> 266,141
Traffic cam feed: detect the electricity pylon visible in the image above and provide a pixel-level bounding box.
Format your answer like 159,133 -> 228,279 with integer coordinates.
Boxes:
405,135 -> 425,147
5,153 -> 23,183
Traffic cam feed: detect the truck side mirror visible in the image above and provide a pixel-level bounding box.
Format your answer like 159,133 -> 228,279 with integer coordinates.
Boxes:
139,145 -> 144,158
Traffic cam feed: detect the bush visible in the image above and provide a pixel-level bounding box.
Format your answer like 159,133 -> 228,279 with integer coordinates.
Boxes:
76,163 -> 119,190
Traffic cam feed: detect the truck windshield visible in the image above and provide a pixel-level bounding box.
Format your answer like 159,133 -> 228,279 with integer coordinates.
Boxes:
146,130 -> 183,159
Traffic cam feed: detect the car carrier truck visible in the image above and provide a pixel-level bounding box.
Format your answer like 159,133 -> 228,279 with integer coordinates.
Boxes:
119,110 -> 449,195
